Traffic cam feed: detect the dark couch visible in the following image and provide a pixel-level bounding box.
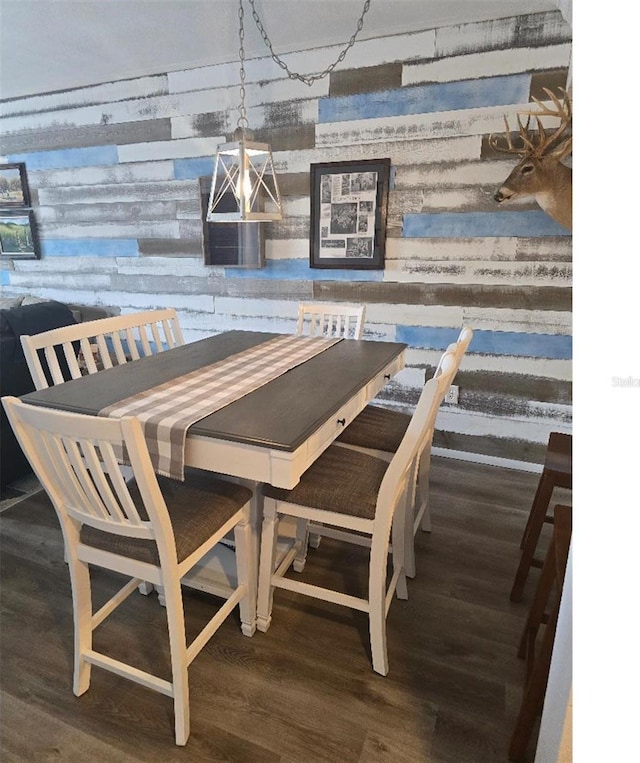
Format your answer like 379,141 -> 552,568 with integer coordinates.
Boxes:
0,299 -> 110,491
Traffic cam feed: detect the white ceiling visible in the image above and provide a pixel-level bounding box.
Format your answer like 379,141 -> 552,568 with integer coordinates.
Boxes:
0,0 -> 562,101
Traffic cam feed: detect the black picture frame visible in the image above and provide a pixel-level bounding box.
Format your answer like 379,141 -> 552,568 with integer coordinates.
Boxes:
0,210 -> 41,260
0,163 -> 31,207
310,158 -> 390,269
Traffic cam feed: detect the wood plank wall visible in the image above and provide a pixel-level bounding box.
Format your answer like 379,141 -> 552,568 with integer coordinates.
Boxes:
0,10 -> 572,466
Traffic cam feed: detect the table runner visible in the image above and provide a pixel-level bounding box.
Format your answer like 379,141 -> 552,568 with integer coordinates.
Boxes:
99,333 -> 341,480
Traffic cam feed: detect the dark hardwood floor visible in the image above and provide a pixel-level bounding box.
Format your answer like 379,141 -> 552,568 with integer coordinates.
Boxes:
0,456 -> 565,762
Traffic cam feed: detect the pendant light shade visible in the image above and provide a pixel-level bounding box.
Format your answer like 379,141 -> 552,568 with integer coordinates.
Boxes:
207,130 -> 282,223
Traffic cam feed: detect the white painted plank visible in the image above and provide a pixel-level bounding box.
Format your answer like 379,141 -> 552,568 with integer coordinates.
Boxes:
106,292 -> 215,312
0,76 -> 169,119
265,239 -> 310,261
6,271 -> 112,290
214,297 -> 299,319
385,237 -> 571,263
403,348 -> 572,381
435,11 -> 570,59
35,200 -> 179,224
11,256 -> 118,274
402,44 -> 571,86
115,257 -> 211,276
383,260 -> 572,286
275,136 -> 481,173
364,304 -> 463,327
315,103 -> 551,148
39,221 -> 180,239
394,161 -> 514,189
461,308 -> 572,335
385,237 -> 519,262
37,180 -> 198,205
117,136 -> 223,163
434,407 -> 572,444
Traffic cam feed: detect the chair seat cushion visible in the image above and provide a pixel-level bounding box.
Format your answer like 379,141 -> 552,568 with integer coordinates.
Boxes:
81,469 -> 252,565
336,404 -> 411,454
263,444 -> 389,520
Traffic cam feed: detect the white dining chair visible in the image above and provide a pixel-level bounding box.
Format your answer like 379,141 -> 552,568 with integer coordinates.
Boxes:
296,302 -> 365,339
21,308 -> 184,391
20,308 -> 186,594
2,396 -> 255,746
256,352 -> 458,676
314,327 -> 473,577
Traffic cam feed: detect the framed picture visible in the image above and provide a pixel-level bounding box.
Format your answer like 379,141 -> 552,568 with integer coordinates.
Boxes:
0,211 -> 40,259
310,158 -> 390,269
0,163 -> 31,207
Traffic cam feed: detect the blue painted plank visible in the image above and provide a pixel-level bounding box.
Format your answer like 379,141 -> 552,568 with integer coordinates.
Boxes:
397,326 -> 572,360
225,258 -> 384,282
40,239 -> 139,257
174,157 -> 215,180
319,74 -> 531,123
1,270 -> 10,286
402,211 -> 571,238
7,146 -> 118,171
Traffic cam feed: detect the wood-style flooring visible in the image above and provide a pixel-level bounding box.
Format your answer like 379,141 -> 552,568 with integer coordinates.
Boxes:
0,456 -> 565,762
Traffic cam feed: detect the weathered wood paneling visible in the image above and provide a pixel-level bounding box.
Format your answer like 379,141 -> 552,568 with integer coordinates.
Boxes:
0,118 -> 172,154
312,281 -> 572,311
329,63 -> 403,97
0,9 -> 572,466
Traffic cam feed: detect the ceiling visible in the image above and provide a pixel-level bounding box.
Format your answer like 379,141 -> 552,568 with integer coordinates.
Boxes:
0,0 -> 564,102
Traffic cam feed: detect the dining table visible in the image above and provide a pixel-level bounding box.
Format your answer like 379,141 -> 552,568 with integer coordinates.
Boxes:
21,329 -> 406,608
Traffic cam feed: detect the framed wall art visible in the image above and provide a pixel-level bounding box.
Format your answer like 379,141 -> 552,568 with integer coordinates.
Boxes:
0,211 -> 40,260
309,158 -> 390,270
0,163 -> 31,207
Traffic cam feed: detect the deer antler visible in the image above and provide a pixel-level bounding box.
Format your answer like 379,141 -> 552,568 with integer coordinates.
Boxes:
489,87 -> 572,160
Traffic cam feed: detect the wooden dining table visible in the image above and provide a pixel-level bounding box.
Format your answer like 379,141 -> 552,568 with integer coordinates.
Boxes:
21,329 -> 406,602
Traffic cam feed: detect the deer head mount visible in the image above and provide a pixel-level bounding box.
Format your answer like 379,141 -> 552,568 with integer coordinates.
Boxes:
490,88 -> 572,231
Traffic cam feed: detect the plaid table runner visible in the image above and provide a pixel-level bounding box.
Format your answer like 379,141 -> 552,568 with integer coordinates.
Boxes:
99,334 -> 341,480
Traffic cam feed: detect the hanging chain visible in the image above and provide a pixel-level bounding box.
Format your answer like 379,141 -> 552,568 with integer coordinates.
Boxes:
247,0 -> 371,87
237,0 -> 249,131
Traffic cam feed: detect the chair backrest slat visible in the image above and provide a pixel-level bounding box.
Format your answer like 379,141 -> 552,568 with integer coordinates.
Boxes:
297,302 -> 365,340
21,309 -> 185,391
95,334 -> 114,370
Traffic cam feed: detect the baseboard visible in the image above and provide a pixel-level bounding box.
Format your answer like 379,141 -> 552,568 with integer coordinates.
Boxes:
432,446 -> 544,474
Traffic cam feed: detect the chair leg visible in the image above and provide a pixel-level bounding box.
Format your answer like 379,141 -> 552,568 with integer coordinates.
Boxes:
404,460 -> 420,579
293,517 -> 310,572
257,499 -> 279,633
511,474 -> 555,602
508,604 -> 560,761
308,530 -> 322,549
69,554 -> 92,696
392,502 -> 408,599
162,574 -> 190,746
517,540 -> 558,665
138,581 -> 154,595
369,539 -> 390,676
234,506 -> 256,637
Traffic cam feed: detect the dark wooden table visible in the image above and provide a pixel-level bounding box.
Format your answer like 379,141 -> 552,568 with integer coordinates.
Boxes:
23,330 -> 406,489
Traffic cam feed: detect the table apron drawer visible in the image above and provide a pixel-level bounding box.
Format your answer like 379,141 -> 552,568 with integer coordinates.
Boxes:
305,391 -> 368,462
365,354 -> 405,401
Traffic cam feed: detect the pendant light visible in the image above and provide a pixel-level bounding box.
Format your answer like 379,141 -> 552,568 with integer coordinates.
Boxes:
206,0 -> 282,222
